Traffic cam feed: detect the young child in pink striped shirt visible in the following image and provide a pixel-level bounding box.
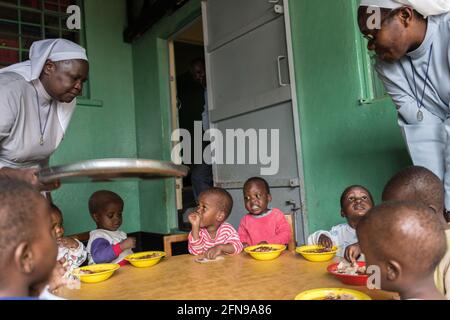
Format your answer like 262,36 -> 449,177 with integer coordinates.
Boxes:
188,188 -> 243,259
238,177 -> 292,247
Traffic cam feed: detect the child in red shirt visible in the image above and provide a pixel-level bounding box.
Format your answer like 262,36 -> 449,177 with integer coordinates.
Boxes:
238,177 -> 292,247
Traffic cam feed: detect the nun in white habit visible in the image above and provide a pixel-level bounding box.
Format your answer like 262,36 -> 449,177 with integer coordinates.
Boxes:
0,38 -> 89,191
357,0 -> 450,218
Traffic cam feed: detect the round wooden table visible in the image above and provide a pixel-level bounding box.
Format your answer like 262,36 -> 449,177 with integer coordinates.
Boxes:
58,251 -> 398,300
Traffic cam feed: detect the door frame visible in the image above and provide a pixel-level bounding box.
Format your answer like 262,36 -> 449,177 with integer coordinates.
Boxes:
283,0 -> 309,240
167,16 -> 204,212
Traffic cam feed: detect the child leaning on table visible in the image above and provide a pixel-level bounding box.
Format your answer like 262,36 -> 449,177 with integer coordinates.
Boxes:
86,190 -> 136,266
238,177 -> 292,247
188,187 -> 243,259
307,185 -> 374,258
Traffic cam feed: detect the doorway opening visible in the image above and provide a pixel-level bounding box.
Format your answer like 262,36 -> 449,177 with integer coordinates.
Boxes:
168,17 -> 212,231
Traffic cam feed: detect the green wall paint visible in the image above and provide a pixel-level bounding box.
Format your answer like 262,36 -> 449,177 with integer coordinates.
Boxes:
51,0 -> 140,235
288,0 -> 411,233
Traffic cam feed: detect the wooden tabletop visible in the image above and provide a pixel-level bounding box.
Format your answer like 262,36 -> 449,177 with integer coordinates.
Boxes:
58,251 -> 398,300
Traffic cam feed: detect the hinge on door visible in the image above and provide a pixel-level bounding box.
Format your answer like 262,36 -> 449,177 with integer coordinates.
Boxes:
268,0 -> 284,14
289,178 -> 300,187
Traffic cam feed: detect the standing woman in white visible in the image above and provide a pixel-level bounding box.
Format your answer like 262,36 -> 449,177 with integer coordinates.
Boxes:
0,39 -> 89,191
357,0 -> 450,221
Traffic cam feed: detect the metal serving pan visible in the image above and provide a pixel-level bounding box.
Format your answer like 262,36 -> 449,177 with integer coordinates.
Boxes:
38,158 -> 189,184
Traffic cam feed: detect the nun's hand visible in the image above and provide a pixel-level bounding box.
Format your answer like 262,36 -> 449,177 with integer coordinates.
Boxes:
0,167 -> 60,191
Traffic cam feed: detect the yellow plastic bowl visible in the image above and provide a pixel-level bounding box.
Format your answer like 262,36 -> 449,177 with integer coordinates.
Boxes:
295,288 -> 372,300
295,245 -> 338,262
124,251 -> 166,268
72,263 -> 120,283
244,244 -> 286,261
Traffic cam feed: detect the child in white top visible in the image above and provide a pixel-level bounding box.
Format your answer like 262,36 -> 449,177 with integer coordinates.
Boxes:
307,185 -> 374,257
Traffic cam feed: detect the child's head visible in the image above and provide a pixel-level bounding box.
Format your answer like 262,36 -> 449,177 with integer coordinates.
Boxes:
243,177 -> 271,216
340,185 -> 374,228
382,166 -> 446,224
88,190 -> 124,231
50,204 -> 64,240
0,179 -> 57,297
195,188 -> 233,228
357,201 -> 447,295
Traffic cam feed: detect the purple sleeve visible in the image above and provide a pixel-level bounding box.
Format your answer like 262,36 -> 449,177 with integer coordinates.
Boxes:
91,238 -> 117,263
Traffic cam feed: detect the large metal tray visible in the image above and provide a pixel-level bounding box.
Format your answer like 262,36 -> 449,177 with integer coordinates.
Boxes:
38,158 -> 189,183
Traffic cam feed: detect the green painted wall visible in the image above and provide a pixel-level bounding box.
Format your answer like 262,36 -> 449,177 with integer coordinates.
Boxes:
288,0 -> 411,233
51,0 -> 140,235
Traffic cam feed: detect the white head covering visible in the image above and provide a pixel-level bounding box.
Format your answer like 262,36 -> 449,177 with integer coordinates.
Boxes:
0,39 -> 88,133
0,38 -> 88,81
360,0 -> 450,17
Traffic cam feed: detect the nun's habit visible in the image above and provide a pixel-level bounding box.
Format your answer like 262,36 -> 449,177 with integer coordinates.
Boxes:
359,0 -> 450,209
0,39 -> 88,169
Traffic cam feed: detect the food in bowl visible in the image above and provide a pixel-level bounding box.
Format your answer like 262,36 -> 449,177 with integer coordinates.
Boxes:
244,244 -> 286,261
336,260 -> 367,275
303,247 -> 333,254
327,261 -> 369,286
132,253 -> 161,260
295,288 -> 371,300
72,263 -> 120,283
295,245 -> 338,262
124,251 -> 166,268
250,246 -> 278,252
321,292 -> 357,300
77,269 -> 112,275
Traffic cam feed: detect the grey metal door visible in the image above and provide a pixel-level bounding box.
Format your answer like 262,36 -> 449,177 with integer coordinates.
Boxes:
202,0 -> 307,245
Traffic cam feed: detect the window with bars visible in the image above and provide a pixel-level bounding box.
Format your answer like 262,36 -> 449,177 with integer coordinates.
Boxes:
351,0 -> 389,104
0,0 -> 84,68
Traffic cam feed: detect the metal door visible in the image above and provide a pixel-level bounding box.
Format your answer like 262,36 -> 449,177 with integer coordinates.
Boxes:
202,0 -> 307,245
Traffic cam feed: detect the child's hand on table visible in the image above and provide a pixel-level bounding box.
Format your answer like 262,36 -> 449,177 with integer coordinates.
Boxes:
204,245 -> 224,260
318,234 -> 333,249
344,243 -> 361,263
120,237 -> 136,251
258,241 -> 268,245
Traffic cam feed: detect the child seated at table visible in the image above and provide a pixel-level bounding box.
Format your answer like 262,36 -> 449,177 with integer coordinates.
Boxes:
238,177 -> 292,247
0,179 -> 57,299
87,190 -> 136,266
357,201 -> 447,300
307,185 -> 374,258
50,204 -> 87,271
188,187 -> 243,259
381,166 -> 450,299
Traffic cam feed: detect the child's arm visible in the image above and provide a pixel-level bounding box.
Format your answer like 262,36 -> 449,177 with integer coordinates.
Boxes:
344,243 -> 361,263
188,212 -> 206,255
264,213 -> 292,245
64,239 -> 88,267
90,238 -> 122,264
238,218 -> 250,246
307,230 -> 333,246
204,244 -> 236,260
